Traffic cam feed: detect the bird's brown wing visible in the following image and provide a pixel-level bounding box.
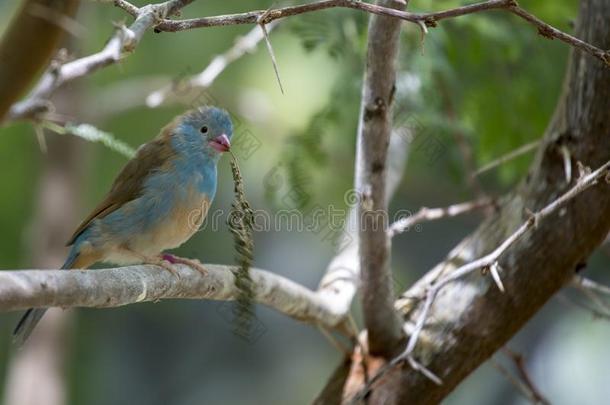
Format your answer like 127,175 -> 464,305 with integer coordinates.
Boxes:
66,128 -> 176,246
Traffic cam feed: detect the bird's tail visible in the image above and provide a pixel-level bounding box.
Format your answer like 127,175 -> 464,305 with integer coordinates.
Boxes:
13,247 -> 83,347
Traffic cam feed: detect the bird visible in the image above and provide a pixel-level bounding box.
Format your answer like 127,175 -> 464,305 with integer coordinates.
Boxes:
13,105 -> 233,345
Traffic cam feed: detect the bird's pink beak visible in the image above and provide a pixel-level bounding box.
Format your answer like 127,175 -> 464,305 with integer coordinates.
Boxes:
210,134 -> 231,152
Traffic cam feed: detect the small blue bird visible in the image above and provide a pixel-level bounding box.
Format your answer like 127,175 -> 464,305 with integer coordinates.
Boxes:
14,106 -> 233,345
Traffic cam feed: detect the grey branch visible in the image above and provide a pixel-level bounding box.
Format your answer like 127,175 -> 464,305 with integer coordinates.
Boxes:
475,140 -> 541,176
389,198 -> 494,237
354,0 -> 406,357
317,131 -> 410,339
0,264 -> 353,334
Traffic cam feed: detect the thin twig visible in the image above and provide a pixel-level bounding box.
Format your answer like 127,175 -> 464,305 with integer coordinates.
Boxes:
149,0 -> 610,67
572,275 -> 610,296
571,275 -> 610,314
258,19 -> 284,94
389,198 -> 493,237
502,348 -> 551,405
475,140 -> 540,176
8,0 -> 609,122
491,356 -> 550,405
558,294 -> 610,321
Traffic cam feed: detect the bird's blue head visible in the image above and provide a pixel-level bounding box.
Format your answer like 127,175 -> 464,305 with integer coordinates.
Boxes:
173,106 -> 233,159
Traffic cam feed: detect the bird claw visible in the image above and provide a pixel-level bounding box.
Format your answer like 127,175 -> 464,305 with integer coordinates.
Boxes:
161,254 -> 208,276
156,257 -> 182,280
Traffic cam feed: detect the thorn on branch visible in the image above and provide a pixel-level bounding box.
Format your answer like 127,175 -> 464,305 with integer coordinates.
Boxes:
257,13 -> 284,94
560,145 -> 572,184
489,262 -> 505,293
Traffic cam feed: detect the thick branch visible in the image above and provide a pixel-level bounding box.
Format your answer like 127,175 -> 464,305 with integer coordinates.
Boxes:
357,0 -> 610,402
355,0 -> 406,357
0,264 -> 350,334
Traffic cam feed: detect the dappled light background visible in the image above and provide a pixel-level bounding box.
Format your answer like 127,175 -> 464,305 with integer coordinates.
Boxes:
1,0 -> 609,404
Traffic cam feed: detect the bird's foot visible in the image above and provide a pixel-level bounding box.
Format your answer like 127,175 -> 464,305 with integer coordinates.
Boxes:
154,256 -> 182,280
162,254 -> 208,276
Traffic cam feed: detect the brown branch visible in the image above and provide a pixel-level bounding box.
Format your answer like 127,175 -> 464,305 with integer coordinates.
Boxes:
475,140 -> 541,176
351,155 -> 610,401
355,0 -> 407,358
0,0 -> 80,121
149,0 -> 610,66
339,0 -> 610,402
383,155 -> 610,388
151,0 -> 509,30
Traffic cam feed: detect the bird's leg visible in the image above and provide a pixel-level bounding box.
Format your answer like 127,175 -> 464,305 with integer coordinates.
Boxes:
153,256 -> 182,279
161,254 -> 208,276
119,247 -> 182,279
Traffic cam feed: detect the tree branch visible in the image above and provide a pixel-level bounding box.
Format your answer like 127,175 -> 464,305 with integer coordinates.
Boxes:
0,264 -> 351,335
5,0 -> 608,123
350,0 -> 610,402
150,0 -> 609,66
389,198 -> 494,237
395,155 -> 610,371
354,0 -> 406,357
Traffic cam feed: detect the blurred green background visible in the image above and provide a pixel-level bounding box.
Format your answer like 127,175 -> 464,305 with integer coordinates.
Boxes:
1,0 -> 610,404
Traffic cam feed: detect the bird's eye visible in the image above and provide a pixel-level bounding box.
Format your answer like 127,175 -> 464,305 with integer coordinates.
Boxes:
200,126 -> 208,134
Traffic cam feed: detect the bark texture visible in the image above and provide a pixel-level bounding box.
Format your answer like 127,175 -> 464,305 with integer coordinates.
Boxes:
356,0 -> 406,358
361,0 -> 610,403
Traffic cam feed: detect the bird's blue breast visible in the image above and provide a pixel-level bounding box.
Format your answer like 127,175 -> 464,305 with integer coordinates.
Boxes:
91,146 -> 217,244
